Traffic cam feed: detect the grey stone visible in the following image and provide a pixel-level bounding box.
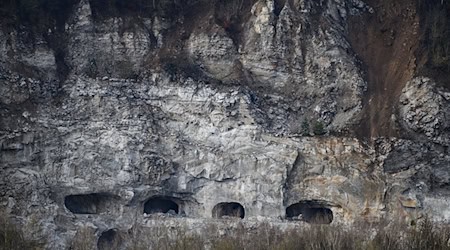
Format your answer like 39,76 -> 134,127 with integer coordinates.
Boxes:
0,0 -> 448,249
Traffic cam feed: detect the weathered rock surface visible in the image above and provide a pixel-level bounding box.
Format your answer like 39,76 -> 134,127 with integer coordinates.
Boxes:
0,0 -> 449,249
399,77 -> 450,144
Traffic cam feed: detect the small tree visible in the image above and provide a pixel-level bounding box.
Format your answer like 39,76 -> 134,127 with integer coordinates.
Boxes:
301,119 -> 310,136
313,121 -> 326,135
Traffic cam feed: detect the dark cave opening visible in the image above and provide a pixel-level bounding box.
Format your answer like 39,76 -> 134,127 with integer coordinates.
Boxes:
286,201 -> 333,224
143,197 -> 179,215
64,193 -> 117,214
97,229 -> 121,250
212,202 -> 245,219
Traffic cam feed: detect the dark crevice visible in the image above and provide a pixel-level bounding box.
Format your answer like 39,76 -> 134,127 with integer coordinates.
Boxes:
282,152 -> 302,205
416,0 -> 450,90
44,32 -> 71,85
274,0 -> 287,17
214,0 -> 257,47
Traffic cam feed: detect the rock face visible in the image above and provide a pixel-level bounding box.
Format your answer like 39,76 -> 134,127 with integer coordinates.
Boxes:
399,77 -> 450,144
0,0 -> 449,249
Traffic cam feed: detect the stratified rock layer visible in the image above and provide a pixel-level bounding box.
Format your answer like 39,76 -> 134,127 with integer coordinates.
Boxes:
0,0 -> 449,248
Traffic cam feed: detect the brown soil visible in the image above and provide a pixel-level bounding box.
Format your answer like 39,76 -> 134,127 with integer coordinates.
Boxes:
348,0 -> 420,139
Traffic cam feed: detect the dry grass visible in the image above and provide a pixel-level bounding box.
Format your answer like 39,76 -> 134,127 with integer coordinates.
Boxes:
0,213 -> 44,250
126,224 -> 204,250
2,212 -> 450,250
123,218 -> 450,250
116,217 -> 450,250
70,226 -> 97,250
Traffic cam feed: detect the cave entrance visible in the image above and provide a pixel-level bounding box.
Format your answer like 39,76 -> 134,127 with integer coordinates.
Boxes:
212,202 -> 245,219
286,201 -> 333,224
97,229 -> 121,250
143,197 -> 179,215
64,193 -> 117,214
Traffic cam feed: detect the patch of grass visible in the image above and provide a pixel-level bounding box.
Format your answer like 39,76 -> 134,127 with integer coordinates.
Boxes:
0,213 -> 45,250
3,212 -> 450,250
121,217 -> 450,250
126,224 -> 204,250
70,226 -> 97,250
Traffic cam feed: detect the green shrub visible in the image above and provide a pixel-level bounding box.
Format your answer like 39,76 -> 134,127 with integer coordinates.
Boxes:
301,119 -> 310,136
313,120 -> 326,135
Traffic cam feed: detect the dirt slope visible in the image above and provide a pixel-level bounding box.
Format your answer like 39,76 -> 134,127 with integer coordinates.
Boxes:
348,0 -> 420,138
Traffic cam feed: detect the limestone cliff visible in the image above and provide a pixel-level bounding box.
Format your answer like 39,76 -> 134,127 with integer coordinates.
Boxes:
0,0 -> 449,249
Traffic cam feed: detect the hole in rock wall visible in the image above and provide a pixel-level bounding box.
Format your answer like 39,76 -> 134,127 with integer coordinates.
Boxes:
97,229 -> 122,250
143,197 -> 179,214
64,193 -> 117,214
212,202 -> 245,219
286,201 -> 333,224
